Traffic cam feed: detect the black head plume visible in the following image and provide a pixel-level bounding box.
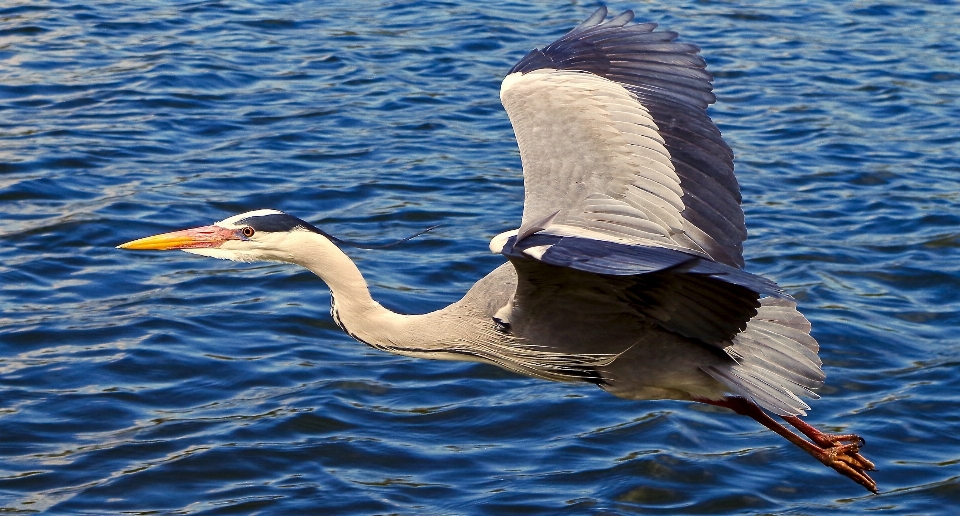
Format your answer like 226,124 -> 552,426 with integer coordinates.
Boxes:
235,211 -> 439,249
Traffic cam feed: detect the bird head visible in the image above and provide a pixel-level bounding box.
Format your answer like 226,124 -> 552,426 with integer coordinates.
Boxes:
119,209 -> 438,264
117,209 -> 330,263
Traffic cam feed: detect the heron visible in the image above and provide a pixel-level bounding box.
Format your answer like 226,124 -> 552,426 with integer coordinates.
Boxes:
119,7 -> 877,493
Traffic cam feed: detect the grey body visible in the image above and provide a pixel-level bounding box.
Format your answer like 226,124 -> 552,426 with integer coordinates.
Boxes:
372,259 -> 817,413
465,262 -> 730,401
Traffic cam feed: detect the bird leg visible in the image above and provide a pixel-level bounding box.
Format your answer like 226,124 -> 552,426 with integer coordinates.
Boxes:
695,396 -> 878,494
783,415 -> 863,447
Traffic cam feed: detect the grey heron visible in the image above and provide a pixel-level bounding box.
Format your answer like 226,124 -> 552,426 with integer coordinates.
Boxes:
119,7 -> 878,493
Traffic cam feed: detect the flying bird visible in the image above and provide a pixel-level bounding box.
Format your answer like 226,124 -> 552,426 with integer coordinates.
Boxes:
119,7 -> 877,493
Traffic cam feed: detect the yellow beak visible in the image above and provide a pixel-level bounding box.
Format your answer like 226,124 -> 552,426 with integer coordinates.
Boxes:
117,225 -> 238,250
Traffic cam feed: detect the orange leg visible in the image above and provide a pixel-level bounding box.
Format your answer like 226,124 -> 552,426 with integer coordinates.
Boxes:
783,415 -> 863,447
695,396 -> 878,494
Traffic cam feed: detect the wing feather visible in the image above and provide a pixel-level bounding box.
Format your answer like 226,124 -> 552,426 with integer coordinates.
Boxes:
502,8 -> 745,267
494,9 -> 821,417
702,298 -> 824,416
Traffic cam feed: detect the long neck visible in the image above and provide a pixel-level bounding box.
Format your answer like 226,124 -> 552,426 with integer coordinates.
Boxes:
283,230 -> 512,368
282,232 -> 584,380
287,232 -> 421,351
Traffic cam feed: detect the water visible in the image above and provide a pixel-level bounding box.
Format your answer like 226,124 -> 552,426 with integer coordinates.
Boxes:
2,0 -> 959,513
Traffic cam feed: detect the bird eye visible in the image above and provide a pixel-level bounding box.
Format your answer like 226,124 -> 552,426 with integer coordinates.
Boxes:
241,227 -> 255,238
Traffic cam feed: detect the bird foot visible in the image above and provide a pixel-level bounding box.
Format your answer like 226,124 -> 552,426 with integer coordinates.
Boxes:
813,440 -> 878,494
780,414 -> 877,492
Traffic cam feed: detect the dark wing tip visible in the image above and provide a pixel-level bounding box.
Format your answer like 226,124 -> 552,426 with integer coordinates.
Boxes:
575,6 -> 609,31
510,8 -> 659,76
601,9 -> 634,28
507,7 -> 712,109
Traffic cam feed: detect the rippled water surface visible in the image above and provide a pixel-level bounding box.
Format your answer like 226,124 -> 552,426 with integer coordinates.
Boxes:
3,1 -> 960,513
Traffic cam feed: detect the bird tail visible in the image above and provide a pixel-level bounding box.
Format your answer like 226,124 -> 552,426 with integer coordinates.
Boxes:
702,298 -> 824,416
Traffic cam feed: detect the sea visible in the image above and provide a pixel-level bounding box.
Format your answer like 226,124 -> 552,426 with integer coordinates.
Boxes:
2,1 -> 959,513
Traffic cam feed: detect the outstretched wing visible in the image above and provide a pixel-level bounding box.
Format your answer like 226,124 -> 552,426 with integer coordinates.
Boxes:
495,8 -> 822,415
501,6 -> 744,268
496,6 -> 765,343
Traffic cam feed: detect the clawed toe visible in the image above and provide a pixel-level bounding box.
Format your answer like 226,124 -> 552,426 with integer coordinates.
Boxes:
830,458 -> 879,494
817,439 -> 878,493
843,450 -> 876,471
820,434 -> 875,471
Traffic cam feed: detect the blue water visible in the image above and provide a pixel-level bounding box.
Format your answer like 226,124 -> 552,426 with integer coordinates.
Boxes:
2,0 -> 959,513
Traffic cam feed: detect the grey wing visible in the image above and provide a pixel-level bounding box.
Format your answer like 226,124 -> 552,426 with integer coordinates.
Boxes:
494,8 -> 823,416
500,6 -> 744,268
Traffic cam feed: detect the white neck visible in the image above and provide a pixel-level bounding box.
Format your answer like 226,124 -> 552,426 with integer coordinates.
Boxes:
272,231 -> 600,380
282,231 -> 419,351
